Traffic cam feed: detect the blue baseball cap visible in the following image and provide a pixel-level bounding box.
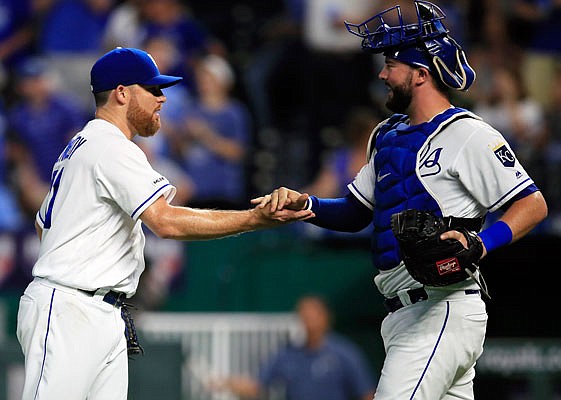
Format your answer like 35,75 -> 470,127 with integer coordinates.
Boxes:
90,47 -> 182,93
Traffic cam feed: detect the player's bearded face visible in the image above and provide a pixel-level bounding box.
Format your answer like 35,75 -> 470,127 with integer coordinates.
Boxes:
385,71 -> 414,114
127,93 -> 161,137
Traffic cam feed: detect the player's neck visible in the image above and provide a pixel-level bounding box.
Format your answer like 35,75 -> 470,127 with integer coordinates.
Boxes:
95,108 -> 134,140
408,92 -> 452,126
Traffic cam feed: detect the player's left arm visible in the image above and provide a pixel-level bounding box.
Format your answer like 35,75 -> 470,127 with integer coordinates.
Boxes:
498,190 -> 547,242
441,123 -> 548,257
441,190 -> 547,257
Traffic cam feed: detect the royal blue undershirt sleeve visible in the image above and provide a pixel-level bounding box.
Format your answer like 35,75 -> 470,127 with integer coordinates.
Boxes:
305,193 -> 372,232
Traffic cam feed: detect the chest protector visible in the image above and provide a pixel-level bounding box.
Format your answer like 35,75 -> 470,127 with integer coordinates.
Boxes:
371,107 -> 472,271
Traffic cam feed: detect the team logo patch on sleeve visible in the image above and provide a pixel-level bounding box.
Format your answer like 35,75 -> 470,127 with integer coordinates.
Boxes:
493,143 -> 515,167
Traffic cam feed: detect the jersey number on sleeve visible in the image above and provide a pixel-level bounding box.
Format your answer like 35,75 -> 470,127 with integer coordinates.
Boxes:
43,167 -> 64,229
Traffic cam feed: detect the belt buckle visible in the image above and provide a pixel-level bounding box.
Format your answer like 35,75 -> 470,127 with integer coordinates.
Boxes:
113,292 -> 126,307
104,291 -> 126,307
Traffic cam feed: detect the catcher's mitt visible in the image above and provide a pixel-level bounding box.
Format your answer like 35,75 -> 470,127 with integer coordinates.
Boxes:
391,209 -> 483,287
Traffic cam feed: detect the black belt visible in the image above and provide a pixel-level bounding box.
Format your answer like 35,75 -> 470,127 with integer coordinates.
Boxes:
80,289 -> 127,307
383,288 -> 480,313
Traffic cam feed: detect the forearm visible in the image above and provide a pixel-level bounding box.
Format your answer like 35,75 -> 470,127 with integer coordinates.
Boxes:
155,206 -> 266,240
497,191 -> 547,242
141,196 -> 313,240
478,191 -> 547,254
307,193 -> 372,232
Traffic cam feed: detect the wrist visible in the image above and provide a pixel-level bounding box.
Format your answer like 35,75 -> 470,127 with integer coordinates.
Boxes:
305,195 -> 317,211
477,220 -> 513,253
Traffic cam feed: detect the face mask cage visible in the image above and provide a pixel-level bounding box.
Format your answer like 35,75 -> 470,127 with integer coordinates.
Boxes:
344,1 -> 448,53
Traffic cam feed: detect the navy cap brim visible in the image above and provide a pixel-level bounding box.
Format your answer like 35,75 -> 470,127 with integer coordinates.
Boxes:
142,74 -> 183,89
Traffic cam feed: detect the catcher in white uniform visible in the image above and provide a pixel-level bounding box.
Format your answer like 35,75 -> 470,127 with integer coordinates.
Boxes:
16,47 -> 314,400
254,1 -> 548,399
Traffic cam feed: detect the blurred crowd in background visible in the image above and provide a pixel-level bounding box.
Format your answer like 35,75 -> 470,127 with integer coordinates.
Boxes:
0,0 -> 560,294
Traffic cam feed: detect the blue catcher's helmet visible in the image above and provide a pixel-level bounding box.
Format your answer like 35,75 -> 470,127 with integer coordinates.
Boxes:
345,1 -> 475,91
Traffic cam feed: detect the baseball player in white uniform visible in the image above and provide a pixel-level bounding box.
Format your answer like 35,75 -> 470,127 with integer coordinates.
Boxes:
254,2 -> 548,399
16,47 -> 314,400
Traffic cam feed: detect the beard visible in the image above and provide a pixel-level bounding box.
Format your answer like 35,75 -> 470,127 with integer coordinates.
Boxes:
385,73 -> 413,114
127,96 -> 160,137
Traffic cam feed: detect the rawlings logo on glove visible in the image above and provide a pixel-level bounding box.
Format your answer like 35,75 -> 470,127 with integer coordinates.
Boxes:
391,209 -> 484,287
436,257 -> 462,275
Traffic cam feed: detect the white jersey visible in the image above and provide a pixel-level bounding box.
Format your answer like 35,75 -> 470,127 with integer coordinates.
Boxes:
350,112 -> 533,215
348,111 -> 534,296
34,119 -> 176,295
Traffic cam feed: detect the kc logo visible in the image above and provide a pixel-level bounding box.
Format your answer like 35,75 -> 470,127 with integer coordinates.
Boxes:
493,144 -> 515,167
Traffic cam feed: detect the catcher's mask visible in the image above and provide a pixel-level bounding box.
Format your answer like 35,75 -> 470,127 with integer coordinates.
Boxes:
344,0 -> 475,91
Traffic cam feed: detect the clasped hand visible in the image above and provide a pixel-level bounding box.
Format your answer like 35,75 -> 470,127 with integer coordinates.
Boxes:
251,187 -> 314,223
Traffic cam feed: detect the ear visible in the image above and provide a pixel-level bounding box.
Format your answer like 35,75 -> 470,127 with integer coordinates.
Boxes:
414,67 -> 430,86
114,85 -> 128,105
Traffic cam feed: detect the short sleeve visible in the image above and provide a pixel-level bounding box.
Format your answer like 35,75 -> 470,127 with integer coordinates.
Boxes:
95,141 -> 176,220
453,125 -> 534,212
348,158 -> 376,210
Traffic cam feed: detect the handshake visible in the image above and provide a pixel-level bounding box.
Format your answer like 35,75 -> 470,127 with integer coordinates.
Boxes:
250,187 -> 314,226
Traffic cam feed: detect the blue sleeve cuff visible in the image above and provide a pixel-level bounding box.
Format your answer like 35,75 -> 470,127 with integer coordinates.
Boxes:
477,220 -> 513,253
306,194 -> 372,232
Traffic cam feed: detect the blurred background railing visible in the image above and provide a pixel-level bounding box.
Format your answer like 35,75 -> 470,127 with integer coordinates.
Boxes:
1,228 -> 561,399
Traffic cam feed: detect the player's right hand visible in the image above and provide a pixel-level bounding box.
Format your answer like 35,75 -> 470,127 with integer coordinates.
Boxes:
254,206 -> 315,225
251,187 -> 310,212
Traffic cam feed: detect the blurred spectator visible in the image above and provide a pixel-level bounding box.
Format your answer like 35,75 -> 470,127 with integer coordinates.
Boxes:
303,107 -> 379,198
300,106 -> 380,242
473,66 -> 547,171
102,0 -> 144,50
7,56 -> 87,217
212,295 -> 377,400
173,54 -> 252,210
460,2 -> 526,111
508,0 -> 561,53
0,100 -> 24,231
294,0 -> 377,132
142,34 -> 194,154
242,0 -> 304,130
135,226 -> 187,310
0,0 -> 39,74
508,0 -> 561,108
243,0 -> 379,199
37,0 -> 115,110
244,0 -> 378,133
139,0 -> 211,92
